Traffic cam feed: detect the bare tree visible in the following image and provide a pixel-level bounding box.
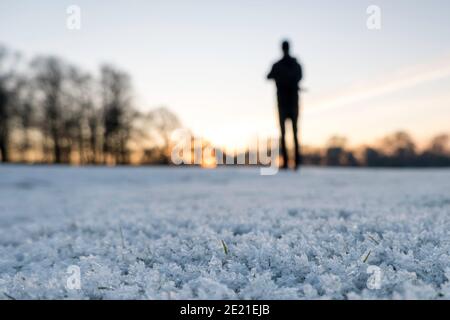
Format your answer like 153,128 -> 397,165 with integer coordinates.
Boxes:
67,67 -> 97,164
0,46 -> 22,162
100,65 -> 134,164
13,76 -> 36,162
0,80 -> 9,162
147,107 -> 181,158
325,135 -> 347,166
380,131 -> 417,166
31,56 -> 72,163
381,131 -> 416,156
428,134 -> 449,155
134,107 -> 182,164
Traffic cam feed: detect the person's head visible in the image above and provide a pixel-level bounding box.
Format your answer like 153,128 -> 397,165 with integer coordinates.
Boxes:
281,40 -> 290,56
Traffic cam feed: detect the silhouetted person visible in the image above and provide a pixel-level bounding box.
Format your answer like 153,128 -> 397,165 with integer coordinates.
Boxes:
267,40 -> 303,170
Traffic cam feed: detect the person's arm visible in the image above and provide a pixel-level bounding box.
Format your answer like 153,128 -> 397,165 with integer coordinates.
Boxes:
296,62 -> 303,83
267,64 -> 276,80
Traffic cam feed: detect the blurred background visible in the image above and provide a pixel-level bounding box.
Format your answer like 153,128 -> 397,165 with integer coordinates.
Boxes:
1,0 -> 450,167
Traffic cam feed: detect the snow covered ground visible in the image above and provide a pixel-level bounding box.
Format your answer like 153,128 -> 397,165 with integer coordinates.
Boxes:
0,165 -> 449,300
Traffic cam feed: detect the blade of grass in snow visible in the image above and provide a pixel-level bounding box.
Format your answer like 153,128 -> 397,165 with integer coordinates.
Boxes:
363,250 -> 372,263
221,240 -> 229,255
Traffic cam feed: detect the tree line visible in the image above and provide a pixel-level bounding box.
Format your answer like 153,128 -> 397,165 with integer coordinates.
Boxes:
301,132 -> 450,167
1,44 -> 449,167
0,45 -> 181,165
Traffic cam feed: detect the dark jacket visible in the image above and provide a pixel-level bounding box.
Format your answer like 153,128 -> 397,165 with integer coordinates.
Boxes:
268,56 -> 303,116
267,56 -> 302,91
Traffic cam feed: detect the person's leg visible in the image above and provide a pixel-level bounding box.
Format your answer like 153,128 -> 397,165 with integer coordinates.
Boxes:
292,115 -> 301,169
290,92 -> 301,170
278,112 -> 288,169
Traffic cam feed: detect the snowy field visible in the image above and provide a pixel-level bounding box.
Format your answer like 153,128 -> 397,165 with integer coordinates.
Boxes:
0,165 -> 449,300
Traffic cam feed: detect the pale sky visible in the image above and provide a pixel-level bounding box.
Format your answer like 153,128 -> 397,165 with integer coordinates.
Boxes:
1,0 -> 450,149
